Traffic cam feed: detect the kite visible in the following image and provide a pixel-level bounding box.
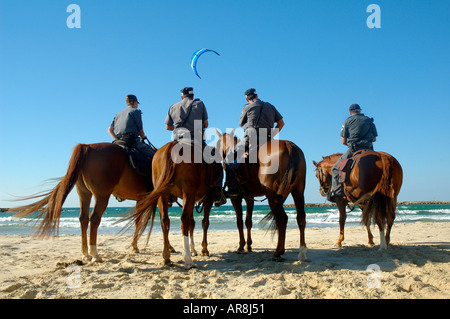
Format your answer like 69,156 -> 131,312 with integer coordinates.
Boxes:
190,48 -> 220,79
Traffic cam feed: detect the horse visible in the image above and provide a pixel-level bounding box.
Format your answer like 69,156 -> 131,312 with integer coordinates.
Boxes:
216,130 -> 308,261
312,151 -> 403,249
129,140 -> 223,269
10,142 -> 154,262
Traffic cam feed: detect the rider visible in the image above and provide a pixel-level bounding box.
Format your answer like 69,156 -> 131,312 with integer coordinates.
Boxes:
165,87 -> 208,143
108,94 -> 155,158
329,103 -> 378,202
225,88 -> 284,196
235,88 -> 284,160
165,87 -> 226,206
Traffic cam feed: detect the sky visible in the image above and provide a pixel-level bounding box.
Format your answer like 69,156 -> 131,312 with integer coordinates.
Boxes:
1,0 -> 449,208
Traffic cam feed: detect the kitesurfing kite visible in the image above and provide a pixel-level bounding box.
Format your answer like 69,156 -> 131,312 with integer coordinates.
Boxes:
190,48 -> 220,79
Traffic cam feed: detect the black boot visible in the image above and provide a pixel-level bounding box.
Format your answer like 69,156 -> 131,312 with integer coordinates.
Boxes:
213,188 -> 227,207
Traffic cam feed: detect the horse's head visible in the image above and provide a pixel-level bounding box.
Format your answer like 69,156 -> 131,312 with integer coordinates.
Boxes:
312,153 -> 342,197
216,129 -> 239,163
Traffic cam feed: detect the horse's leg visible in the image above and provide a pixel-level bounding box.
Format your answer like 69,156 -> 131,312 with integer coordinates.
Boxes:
189,215 -> 197,257
201,195 -> 214,257
366,225 -> 375,247
88,195 -> 110,262
244,198 -> 254,252
76,184 -> 92,262
361,204 -> 375,247
158,195 -> 172,266
231,197 -> 246,252
377,223 -> 387,250
385,222 -> 393,247
292,187 -> 307,261
336,200 -> 348,247
131,200 -> 144,253
385,200 -> 396,247
268,196 -> 288,260
181,196 -> 196,269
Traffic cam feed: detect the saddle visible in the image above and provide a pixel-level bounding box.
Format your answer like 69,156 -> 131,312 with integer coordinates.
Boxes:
113,139 -> 154,192
336,149 -> 367,184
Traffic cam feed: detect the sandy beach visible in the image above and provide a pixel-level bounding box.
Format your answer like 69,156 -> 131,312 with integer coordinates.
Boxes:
0,221 -> 448,299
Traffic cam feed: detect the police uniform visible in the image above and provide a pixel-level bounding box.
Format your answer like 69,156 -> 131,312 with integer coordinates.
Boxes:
225,89 -> 283,197
110,98 -> 155,158
165,87 -> 208,142
234,89 -> 283,158
330,104 -> 378,201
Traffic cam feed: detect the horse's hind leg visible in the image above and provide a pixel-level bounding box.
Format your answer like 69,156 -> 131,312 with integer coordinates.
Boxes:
201,195 -> 214,257
76,183 -> 92,262
291,187 -> 307,260
245,199 -> 254,252
158,196 -> 172,266
89,195 -> 110,262
189,216 -> 198,256
180,196 -> 196,269
268,196 -> 288,260
231,197 -> 246,252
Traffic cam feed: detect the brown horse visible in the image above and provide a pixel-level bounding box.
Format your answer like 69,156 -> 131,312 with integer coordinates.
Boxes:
313,151 -> 403,249
217,130 -> 308,260
130,140 -> 223,269
10,142 -> 153,262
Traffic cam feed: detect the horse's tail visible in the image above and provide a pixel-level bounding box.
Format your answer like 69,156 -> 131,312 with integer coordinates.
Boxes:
362,153 -> 396,229
11,144 -> 88,237
276,141 -> 300,199
262,141 -> 302,234
132,142 -> 177,241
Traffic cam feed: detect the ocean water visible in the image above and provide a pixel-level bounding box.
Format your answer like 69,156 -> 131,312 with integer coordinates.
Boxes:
1,203 -> 449,236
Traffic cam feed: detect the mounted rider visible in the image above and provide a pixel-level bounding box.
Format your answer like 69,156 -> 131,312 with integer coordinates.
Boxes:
108,94 -> 156,158
108,95 -> 156,191
225,88 -> 284,196
165,87 -> 225,206
329,103 -> 378,202
165,87 -> 208,143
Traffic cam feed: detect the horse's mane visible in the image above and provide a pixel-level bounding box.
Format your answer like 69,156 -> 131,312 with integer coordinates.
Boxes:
321,153 -> 342,162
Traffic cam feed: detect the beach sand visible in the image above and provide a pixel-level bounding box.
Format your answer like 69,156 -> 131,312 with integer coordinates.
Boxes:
0,221 -> 448,299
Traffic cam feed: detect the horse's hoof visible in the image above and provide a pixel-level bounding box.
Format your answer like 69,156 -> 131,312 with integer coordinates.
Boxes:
201,250 -> 210,257
163,259 -> 173,267
82,255 -> 92,262
299,247 -> 308,261
184,263 -> 197,270
92,255 -> 103,263
335,242 -> 343,248
132,248 -> 140,254
272,253 -> 284,262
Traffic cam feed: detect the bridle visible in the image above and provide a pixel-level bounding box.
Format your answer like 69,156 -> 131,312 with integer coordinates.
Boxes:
315,165 -> 331,196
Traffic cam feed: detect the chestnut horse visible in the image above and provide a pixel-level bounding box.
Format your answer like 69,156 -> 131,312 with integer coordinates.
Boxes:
129,140 -> 223,269
313,151 -> 403,249
10,142 -> 153,262
217,130 -> 307,260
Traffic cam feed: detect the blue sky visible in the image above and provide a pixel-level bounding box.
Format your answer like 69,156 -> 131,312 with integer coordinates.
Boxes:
1,0 -> 449,208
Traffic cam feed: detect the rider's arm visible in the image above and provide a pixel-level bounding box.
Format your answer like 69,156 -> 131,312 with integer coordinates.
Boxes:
272,119 -> 284,137
342,137 -> 347,145
139,129 -> 147,139
108,126 -> 118,140
166,124 -> 174,131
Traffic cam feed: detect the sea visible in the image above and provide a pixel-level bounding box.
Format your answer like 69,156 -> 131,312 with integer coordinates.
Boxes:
1,203 -> 449,236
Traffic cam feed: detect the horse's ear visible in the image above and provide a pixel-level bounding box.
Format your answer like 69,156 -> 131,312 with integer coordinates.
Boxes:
229,128 -> 235,136
215,129 -> 222,137
312,160 -> 319,167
